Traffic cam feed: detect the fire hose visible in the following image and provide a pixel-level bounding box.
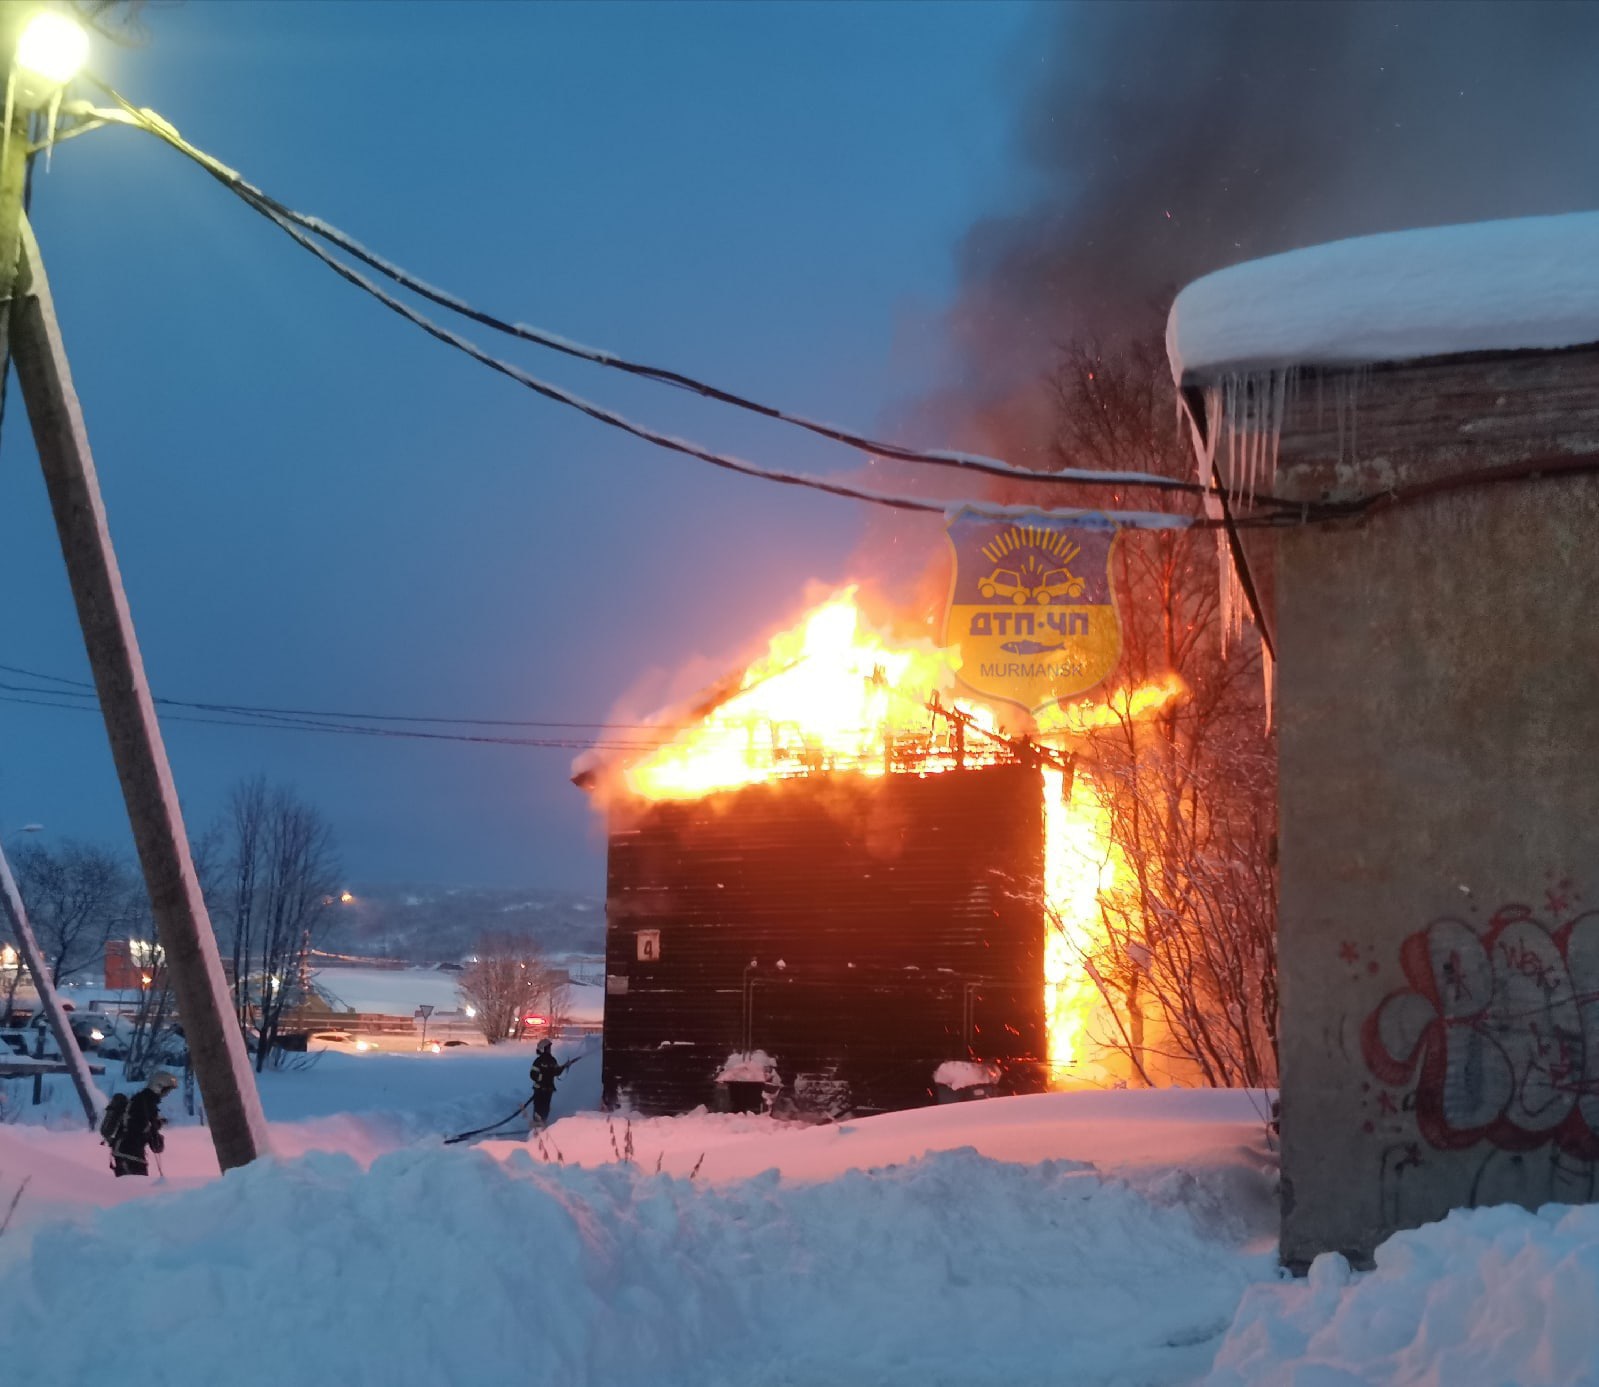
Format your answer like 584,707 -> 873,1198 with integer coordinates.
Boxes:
442,1053 -> 586,1145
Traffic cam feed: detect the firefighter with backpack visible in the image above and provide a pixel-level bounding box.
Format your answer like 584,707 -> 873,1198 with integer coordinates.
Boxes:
101,1070 -> 178,1177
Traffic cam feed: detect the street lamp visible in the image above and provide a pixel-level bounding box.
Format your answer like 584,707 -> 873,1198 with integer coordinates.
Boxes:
13,11 -> 87,105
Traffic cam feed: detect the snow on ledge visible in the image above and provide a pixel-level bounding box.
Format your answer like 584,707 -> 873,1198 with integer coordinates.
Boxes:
715,1050 -> 778,1084
933,1060 -> 1000,1091
1167,209 -> 1599,381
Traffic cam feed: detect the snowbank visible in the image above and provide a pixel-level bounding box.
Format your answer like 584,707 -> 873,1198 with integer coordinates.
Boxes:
1208,1202 -> 1599,1386
12,1047 -> 1599,1385
0,1059 -> 1282,1385
1167,209 -> 1599,378
0,1144 -> 1265,1387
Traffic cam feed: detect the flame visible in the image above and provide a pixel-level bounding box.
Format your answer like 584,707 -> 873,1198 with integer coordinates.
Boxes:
624,591 -> 998,801
1043,765 -> 1123,1077
613,589 -> 1181,1089
1038,671 -> 1188,736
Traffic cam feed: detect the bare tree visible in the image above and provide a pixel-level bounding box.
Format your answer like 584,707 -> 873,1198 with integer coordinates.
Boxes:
11,839 -> 136,986
121,824 -> 224,1088
1041,333 -> 1279,1089
458,933 -> 570,1045
120,946 -> 175,1083
213,779 -> 340,1071
224,778 -> 267,1032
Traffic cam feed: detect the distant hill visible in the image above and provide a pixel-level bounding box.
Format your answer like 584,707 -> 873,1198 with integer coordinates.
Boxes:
326,884 -> 605,963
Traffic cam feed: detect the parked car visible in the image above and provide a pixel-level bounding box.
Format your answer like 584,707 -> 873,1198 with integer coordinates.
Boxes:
67,1010 -> 119,1053
97,1022 -> 186,1066
308,1030 -> 375,1053
151,1027 -> 189,1066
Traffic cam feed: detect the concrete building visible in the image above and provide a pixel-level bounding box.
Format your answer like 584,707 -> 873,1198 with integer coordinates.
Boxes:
1169,212 -> 1599,1267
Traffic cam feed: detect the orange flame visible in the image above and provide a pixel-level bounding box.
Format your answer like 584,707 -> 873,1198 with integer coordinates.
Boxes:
613,589 -> 1184,1088
623,591 -> 1000,801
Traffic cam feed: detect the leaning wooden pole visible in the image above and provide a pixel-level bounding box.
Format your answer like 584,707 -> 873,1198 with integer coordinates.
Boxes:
8,213 -> 270,1170
0,839 -> 99,1126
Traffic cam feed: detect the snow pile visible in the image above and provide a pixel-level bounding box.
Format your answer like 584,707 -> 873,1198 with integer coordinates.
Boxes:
1208,1202 -> 1599,1386
1167,209 -> 1599,378
714,1049 -> 778,1084
934,1060 -> 1000,1091
0,1145 -> 1263,1387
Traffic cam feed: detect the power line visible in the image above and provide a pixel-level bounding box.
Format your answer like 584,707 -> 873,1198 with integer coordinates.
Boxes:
56,89 -> 1599,541
0,661 -> 669,730
0,686 -> 675,751
46,89 -> 1316,533
81,81 -> 1232,504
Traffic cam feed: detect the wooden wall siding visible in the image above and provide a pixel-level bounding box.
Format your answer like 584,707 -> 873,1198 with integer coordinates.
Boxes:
602,763 -> 1048,1116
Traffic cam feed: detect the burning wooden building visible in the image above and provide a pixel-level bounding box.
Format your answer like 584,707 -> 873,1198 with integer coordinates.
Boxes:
576,592 -> 1174,1118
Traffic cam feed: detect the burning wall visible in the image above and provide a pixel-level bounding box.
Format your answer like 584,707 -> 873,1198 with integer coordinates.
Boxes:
604,765 -> 1048,1116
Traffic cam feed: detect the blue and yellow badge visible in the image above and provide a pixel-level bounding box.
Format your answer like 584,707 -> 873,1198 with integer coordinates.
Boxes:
943,511 -> 1123,713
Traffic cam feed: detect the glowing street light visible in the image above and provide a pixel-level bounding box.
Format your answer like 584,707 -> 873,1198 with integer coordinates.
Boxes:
13,11 -> 88,107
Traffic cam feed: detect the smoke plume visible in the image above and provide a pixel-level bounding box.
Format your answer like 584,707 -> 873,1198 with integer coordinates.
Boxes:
938,0 -> 1599,463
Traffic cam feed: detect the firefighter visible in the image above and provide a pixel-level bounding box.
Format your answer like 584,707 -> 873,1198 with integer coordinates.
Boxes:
112,1070 -> 178,1177
528,1038 -> 572,1129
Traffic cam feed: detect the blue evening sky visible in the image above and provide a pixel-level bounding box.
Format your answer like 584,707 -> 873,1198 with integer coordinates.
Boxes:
0,1 -> 1038,893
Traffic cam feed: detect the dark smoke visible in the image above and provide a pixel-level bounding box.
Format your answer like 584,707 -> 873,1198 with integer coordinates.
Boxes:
939,0 -> 1599,462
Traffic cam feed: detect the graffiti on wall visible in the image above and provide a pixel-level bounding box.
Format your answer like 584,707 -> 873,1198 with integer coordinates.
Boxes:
1364,892 -> 1599,1157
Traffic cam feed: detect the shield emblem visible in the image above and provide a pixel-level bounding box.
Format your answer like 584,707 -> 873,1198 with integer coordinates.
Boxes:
943,510 -> 1123,714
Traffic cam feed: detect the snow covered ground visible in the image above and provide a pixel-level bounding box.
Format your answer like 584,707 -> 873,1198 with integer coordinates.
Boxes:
0,1055 -> 1591,1384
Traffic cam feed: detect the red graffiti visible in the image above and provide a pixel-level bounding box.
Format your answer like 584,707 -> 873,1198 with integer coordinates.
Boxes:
1364,903 -> 1599,1158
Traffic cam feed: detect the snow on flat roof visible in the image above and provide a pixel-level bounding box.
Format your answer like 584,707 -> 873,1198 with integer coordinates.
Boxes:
1167,209 -> 1599,380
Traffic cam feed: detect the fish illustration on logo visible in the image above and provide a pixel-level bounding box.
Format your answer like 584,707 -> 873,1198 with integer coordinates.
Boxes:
943,511 -> 1123,713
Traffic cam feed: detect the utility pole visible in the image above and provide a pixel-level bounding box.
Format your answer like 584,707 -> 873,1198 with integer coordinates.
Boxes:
0,19 -> 269,1169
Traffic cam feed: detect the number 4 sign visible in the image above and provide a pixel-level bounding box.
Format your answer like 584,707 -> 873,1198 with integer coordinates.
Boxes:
637,930 -> 661,962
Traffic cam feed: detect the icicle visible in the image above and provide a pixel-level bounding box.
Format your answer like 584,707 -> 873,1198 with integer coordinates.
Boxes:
1333,372 -> 1365,466
43,88 -> 61,173
1261,641 -> 1275,735
1211,368 -> 1291,509
42,88 -> 64,173
1196,384 -> 1223,491
1217,527 -> 1239,656
1195,370 -> 1289,659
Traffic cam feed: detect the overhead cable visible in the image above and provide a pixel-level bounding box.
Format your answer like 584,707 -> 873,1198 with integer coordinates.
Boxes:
0,686 -> 674,752
0,661 -> 670,730
59,90 -> 1594,534
82,109 -> 1295,528
80,81 -> 1232,502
